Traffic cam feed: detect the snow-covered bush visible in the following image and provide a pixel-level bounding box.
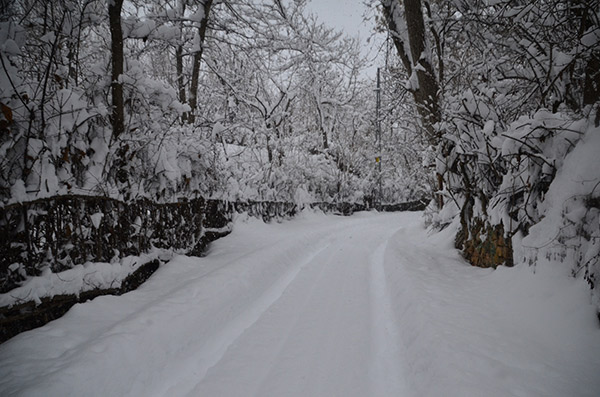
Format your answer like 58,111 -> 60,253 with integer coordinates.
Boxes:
517,120 -> 600,306
377,0 -> 600,307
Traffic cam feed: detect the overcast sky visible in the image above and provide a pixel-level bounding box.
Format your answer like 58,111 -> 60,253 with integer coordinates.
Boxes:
304,0 -> 383,78
306,0 -> 370,37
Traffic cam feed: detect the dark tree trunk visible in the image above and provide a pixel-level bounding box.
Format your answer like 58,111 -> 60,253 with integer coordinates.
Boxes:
381,0 -> 440,142
176,44 -> 187,123
176,1 -> 187,124
381,0 -> 412,76
188,0 -> 213,124
403,0 -> 440,143
381,0 -> 443,207
108,0 -> 125,139
584,53 -> 600,127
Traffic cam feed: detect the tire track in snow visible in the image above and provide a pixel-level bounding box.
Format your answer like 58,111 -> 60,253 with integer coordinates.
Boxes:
369,231 -> 411,396
189,240 -> 337,397
160,241 -> 332,396
185,220 -> 390,396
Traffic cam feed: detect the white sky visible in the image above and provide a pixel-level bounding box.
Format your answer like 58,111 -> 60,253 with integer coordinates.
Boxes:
304,0 -> 383,78
306,0 -> 370,37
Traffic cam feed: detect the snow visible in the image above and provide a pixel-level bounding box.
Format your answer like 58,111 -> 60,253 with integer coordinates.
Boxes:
189,8 -> 206,23
581,27 -> 600,47
9,179 -> 27,203
39,32 -> 55,44
0,251 -> 169,307
520,121 -> 600,306
532,122 -> 600,228
1,39 -> 20,55
89,212 -> 104,229
129,19 -> 156,39
0,211 -> 599,396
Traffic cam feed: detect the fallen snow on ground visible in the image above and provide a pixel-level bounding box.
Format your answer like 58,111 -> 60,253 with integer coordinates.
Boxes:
0,211 -> 599,396
0,250 -> 172,307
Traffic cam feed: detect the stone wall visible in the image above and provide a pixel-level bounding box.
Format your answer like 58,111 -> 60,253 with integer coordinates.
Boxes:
0,195 -> 426,343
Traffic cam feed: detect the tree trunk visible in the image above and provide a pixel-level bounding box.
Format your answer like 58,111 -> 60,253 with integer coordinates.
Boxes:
584,53 -> 600,127
188,0 -> 213,124
382,0 -> 440,142
403,0 -> 440,143
381,0 -> 412,76
108,0 -> 125,139
381,0 -> 443,207
176,44 -> 187,123
176,0 -> 187,124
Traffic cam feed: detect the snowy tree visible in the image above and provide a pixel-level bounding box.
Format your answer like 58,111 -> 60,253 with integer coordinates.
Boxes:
380,0 -> 443,208
378,0 -> 600,302
0,0 -> 112,200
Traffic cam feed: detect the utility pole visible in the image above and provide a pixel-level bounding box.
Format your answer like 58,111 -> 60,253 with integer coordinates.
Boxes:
375,67 -> 382,210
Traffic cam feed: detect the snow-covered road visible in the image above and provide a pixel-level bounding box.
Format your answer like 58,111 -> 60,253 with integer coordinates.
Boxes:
1,211 -> 599,396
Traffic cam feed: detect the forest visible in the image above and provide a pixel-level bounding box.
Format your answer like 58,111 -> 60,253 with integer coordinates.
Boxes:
1,0 -> 599,311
